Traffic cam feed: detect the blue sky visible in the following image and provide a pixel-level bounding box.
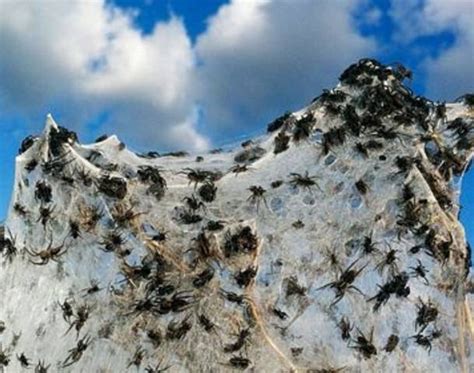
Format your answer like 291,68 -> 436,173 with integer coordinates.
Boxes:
0,0 -> 473,243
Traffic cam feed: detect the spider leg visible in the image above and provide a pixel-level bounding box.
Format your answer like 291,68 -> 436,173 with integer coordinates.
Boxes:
315,281 -> 335,291
349,285 -> 365,296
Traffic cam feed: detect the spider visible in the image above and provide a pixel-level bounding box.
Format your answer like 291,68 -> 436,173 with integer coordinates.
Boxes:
79,204 -> 104,232
111,204 -> 144,228
48,125 -> 78,157
224,328 -> 251,353
267,111 -> 293,133
316,259 -> 367,306
368,272 -> 410,311
146,329 -> 163,348
198,314 -> 215,332
409,259 -> 429,285
350,327 -> 377,359
415,298 -> 438,331
13,202 -> 28,217
247,185 -> 268,211
228,356 -> 251,370
178,168 -> 214,188
18,135 -> 38,154
354,142 -> 369,158
338,316 -> 353,341
411,329 -> 441,353
182,195 -> 206,212
65,304 -> 90,338
219,289 -> 246,306
42,151 -> 73,176
137,165 -> 167,187
34,180 -> 53,204
198,182 -> 217,203
99,230 -> 127,253
25,158 -> 38,172
0,346 -> 9,367
127,346 -> 146,369
383,334 -> 399,353
321,127 -> 346,155
177,210 -> 203,225
62,335 -> 92,367
120,260 -> 153,283
320,246 -> 342,273
355,179 -> 369,195
68,220 -> 81,240
34,360 -> 51,373
286,276 -> 307,297
155,291 -> 195,315
166,317 -> 192,340
58,299 -> 74,323
192,267 -> 215,288
97,174 -> 128,199
36,205 -> 56,228
234,265 -> 258,288
17,353 -> 31,368
374,247 -> 399,275
273,131 -> 290,154
288,171 -> 322,192
75,166 -> 93,187
1,226 -> 17,262
229,164 -> 252,175
189,231 -> 218,263
24,236 -> 68,265
224,226 -> 258,257
81,280 -> 102,296
272,307 -> 288,320
292,113 -> 315,142
145,359 -> 172,373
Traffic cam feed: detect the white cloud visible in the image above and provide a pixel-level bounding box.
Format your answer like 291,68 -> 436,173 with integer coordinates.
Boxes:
195,0 -> 376,139
0,0 -> 375,150
389,0 -> 474,100
0,0 -> 206,151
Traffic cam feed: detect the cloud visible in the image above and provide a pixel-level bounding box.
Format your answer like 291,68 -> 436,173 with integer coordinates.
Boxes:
0,0 -> 207,151
0,0 -> 375,150
195,0 -> 376,140
389,0 -> 474,100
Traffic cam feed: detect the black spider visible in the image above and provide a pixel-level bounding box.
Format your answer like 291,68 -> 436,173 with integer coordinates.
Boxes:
247,186 -> 267,211
292,113 -> 315,142
192,267 -> 215,288
35,180 -> 53,204
286,276 -> 307,297
224,226 -> 258,257
288,171 -> 321,192
350,327 -> 377,359
198,182 -> 217,203
273,131 -> 290,154
37,205 -> 56,228
317,259 -> 367,306
267,112 -> 293,133
13,202 -> 28,217
182,195 -> 206,212
224,328 -> 251,353
166,317 -> 192,340
338,316 -> 353,341
97,174 -> 127,199
415,298 -> 438,331
368,272 -> 410,311
409,259 -> 429,284
383,334 -> 399,353
18,135 -> 38,154
234,265 -> 258,288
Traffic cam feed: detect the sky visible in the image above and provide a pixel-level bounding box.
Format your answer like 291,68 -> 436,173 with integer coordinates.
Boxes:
0,0 -> 473,242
